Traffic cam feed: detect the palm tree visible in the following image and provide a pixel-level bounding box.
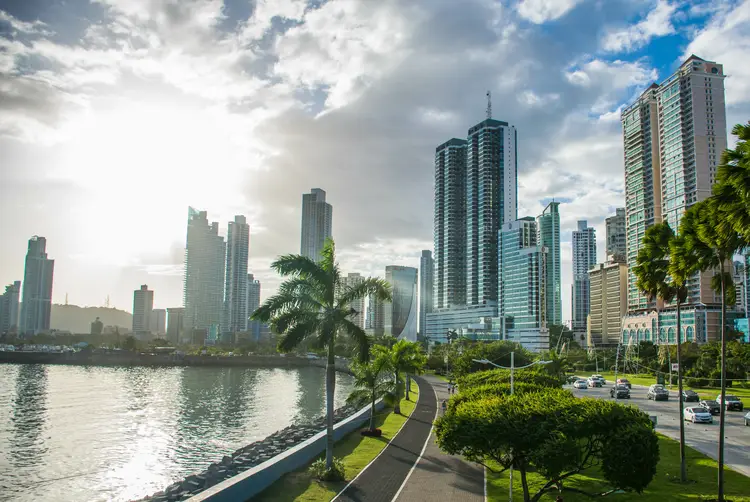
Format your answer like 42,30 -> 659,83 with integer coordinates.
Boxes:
676,199 -> 743,500
380,339 -> 426,413
633,222 -> 689,483
713,122 -> 750,244
251,239 -> 392,469
346,354 -> 397,433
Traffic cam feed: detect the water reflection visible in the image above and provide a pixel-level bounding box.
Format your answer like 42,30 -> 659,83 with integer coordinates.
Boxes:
10,365 -> 48,468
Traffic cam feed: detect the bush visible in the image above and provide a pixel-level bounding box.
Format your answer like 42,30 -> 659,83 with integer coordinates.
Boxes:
459,367 -> 562,390
361,428 -> 382,437
685,377 -> 708,388
309,457 -> 346,482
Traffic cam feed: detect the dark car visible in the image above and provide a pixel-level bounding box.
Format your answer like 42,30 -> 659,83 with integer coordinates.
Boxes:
616,378 -> 632,389
682,390 -> 700,403
610,385 -> 631,399
717,394 -> 744,411
647,384 -> 669,401
699,400 -> 721,416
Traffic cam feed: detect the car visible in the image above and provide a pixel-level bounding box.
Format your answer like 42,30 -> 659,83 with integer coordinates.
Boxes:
716,394 -> 744,411
566,375 -> 580,384
616,378 -> 632,389
699,400 -> 721,416
610,385 -> 631,399
744,411 -> 750,426
684,407 -> 713,424
592,374 -> 606,385
647,384 -> 669,401
573,379 -> 588,389
682,389 -> 700,403
587,378 -> 602,388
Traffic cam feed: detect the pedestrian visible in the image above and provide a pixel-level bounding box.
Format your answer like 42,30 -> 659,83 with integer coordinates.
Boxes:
441,399 -> 447,413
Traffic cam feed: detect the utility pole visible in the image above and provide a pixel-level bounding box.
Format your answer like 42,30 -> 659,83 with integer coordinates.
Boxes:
613,344 -> 621,402
509,350 -> 514,501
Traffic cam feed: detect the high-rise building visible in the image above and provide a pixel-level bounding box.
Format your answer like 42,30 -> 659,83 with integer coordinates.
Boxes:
224,215 -> 250,334
732,261 -> 745,314
622,55 -> 729,343
132,285 -> 154,338
418,250 -> 434,336
537,202 -> 562,325
366,293 -> 385,335
466,118 -> 517,307
572,221 -> 596,335
383,266 -> 418,341
300,188 -> 333,261
605,208 -> 626,260
19,236 -> 54,335
340,273 -> 366,330
90,316 -> 103,335
587,257 -> 627,347
0,281 -> 21,335
166,307 -> 185,344
246,274 -> 262,341
150,308 -> 166,336
499,217 -> 549,352
434,139 -> 467,310
184,208 -> 226,332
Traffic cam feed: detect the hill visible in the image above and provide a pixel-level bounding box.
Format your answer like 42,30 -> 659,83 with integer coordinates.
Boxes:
51,304 -> 132,333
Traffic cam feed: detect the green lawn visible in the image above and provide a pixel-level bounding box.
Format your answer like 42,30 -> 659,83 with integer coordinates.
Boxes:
487,435 -> 750,501
255,381 -> 419,502
595,372 -> 750,400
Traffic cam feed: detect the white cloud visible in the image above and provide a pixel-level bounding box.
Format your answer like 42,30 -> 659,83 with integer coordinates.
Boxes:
684,0 -> 750,106
564,58 -> 657,112
0,9 -> 51,35
601,0 -> 677,53
240,0 -> 307,41
518,90 -> 561,107
516,0 -> 584,24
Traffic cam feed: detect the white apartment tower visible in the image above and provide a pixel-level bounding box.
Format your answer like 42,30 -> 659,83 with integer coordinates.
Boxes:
605,208 -> 626,259
20,236 -> 54,335
224,215 -> 250,334
341,273 -> 366,330
133,285 -> 154,337
301,189 -> 333,261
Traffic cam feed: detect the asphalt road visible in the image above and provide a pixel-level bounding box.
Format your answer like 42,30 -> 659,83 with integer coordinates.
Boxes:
568,383 -> 750,477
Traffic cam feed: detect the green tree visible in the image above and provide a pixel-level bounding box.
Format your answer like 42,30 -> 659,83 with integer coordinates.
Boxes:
713,121 -> 750,244
677,198 -> 743,500
251,239 -> 391,469
379,339 -> 426,412
346,353 -> 397,432
633,222 -> 689,482
451,340 -> 533,379
122,335 -> 137,351
458,367 -> 562,390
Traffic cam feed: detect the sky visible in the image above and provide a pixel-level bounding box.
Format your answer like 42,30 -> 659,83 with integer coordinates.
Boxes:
1,0 -> 749,320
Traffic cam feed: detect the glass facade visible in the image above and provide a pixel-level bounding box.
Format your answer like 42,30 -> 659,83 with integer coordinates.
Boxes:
424,305 -> 499,343
572,221 -> 596,333
500,218 -> 542,332
537,202 -> 561,325
384,266 -> 418,341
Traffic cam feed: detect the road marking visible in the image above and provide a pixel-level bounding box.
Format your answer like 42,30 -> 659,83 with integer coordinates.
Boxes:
483,465 -> 487,502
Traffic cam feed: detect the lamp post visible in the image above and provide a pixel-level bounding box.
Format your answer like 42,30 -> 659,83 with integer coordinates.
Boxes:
472,354 -> 553,501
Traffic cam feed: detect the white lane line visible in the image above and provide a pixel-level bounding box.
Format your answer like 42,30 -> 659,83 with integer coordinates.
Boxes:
484,465 -> 487,502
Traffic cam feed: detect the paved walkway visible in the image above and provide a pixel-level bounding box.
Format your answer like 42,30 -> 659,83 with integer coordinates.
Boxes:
334,376 -> 436,502
393,375 -> 485,502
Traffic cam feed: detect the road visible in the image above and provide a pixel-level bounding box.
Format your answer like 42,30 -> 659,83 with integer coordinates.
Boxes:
569,383 -> 750,477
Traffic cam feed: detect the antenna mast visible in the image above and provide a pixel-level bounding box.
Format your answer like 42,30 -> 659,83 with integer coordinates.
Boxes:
486,90 -> 492,119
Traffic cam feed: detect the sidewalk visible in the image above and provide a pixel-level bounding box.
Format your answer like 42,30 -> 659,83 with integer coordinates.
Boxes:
333,376 -> 436,502
392,374 -> 485,502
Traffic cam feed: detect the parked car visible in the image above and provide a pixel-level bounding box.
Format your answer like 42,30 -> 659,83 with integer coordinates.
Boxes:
610,385 -> 631,399
566,375 -> 581,384
592,374 -> 606,385
716,394 -> 744,411
744,411 -> 750,426
647,384 -> 669,401
587,378 -> 602,388
573,379 -> 588,389
682,389 -> 700,403
684,407 -> 713,424
699,400 -> 721,416
616,378 -> 632,389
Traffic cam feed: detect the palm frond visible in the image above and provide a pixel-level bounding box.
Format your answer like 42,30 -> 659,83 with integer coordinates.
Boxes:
341,318 -> 370,363
271,254 -> 331,294
337,277 -> 392,309
277,318 -> 319,353
346,389 -> 371,407
251,293 -> 308,322
278,278 -> 326,308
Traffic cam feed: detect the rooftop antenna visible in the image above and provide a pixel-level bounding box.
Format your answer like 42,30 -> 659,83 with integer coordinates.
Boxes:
486,90 -> 492,119
65,293 -> 69,306
105,295 -> 111,308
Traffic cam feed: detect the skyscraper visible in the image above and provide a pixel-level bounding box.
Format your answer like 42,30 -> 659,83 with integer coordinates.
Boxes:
224,215 -> 250,335
587,258 -> 627,346
132,285 -> 154,338
19,236 -> 54,335
366,293 -> 385,335
537,202 -> 562,325
434,138 -> 467,310
572,221 -> 596,335
340,273 -> 366,330
246,274 -> 262,341
418,250 -> 434,336
166,307 -> 185,345
384,266 -> 418,341
605,208 -> 626,259
300,188 -> 333,261
0,281 -> 21,335
184,208 -> 226,332
499,217 -> 549,352
466,118 -> 517,307
150,308 -> 166,336
745,252 -> 750,316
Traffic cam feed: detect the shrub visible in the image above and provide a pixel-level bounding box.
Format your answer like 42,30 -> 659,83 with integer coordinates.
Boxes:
685,377 -> 708,388
309,457 -> 346,482
458,367 -> 562,391
361,428 -> 382,437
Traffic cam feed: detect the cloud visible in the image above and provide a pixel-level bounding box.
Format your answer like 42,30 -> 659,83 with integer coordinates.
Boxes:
601,0 -> 678,53
0,9 -> 52,35
516,0 -> 584,24
518,90 -> 561,107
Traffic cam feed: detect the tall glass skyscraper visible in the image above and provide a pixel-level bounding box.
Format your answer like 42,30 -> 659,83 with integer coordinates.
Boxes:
466,119 -> 517,307
20,236 -> 54,335
224,215 -> 250,335
537,201 -> 561,325
384,266 -> 418,341
572,221 -> 596,335
300,188 -> 333,261
605,208 -> 626,259
418,250 -> 434,335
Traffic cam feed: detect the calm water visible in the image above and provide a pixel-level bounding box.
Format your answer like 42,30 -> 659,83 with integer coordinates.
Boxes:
0,364 -> 354,502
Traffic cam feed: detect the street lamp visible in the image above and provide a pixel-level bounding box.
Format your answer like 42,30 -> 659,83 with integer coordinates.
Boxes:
473,353 -> 552,501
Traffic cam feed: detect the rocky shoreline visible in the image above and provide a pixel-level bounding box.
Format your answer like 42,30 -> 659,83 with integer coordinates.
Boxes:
137,403 -> 360,502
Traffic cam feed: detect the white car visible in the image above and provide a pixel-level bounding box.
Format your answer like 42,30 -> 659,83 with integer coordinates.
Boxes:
684,407 -> 713,424
591,374 -> 606,385
573,379 -> 588,389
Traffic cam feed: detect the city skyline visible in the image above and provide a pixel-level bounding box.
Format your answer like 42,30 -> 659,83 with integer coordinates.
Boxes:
2,1 -> 749,323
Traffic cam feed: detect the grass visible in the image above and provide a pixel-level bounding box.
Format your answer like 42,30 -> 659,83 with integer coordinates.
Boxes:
254,380 -> 419,502
595,372 -> 750,400
487,434 -> 750,501
425,370 -> 451,382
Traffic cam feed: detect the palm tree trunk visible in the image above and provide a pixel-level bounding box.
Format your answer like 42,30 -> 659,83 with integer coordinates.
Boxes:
394,370 -> 401,414
325,334 -> 336,469
676,300 -> 687,482
405,374 -> 411,401
718,262 -> 727,501
370,388 -> 376,431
